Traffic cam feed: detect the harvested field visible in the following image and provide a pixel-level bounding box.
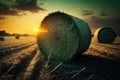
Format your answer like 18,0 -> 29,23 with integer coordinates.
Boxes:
0,37 -> 120,80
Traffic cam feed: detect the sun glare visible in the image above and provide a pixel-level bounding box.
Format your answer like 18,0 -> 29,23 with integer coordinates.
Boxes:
40,29 -> 48,33
34,28 -> 39,33
34,28 -> 48,33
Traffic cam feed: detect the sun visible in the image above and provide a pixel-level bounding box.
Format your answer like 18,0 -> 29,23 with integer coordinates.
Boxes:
34,28 -> 39,33
34,27 -> 48,33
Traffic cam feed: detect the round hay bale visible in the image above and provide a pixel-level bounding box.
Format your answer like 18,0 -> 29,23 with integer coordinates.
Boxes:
94,27 -> 116,43
15,35 -> 20,39
37,11 -> 91,62
0,37 -> 5,41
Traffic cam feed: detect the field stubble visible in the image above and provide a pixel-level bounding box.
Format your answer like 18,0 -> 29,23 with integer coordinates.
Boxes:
0,37 -> 120,80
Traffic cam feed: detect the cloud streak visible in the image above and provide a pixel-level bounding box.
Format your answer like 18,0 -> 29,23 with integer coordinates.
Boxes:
90,16 -> 100,21
99,11 -> 108,16
88,16 -> 120,34
0,0 -> 45,16
13,0 -> 45,12
81,10 -> 94,16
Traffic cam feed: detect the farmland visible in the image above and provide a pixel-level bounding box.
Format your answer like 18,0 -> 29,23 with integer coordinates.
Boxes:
0,36 -> 120,80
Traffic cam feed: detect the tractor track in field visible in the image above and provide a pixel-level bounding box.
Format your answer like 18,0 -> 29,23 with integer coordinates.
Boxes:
0,44 -> 37,80
0,42 -> 36,59
0,41 -> 36,51
16,49 -> 42,80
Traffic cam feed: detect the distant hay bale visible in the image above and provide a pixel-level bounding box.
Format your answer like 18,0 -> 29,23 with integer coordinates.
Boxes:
37,11 -> 91,62
0,37 -> 5,41
94,27 -> 116,44
15,35 -> 20,39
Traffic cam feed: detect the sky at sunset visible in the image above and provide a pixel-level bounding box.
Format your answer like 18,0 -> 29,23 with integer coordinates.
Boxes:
0,0 -> 120,35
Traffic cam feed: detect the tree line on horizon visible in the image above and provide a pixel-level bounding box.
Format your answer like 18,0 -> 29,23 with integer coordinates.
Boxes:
0,30 -> 30,37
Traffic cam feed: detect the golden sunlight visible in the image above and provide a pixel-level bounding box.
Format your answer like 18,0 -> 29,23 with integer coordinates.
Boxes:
39,28 -> 48,33
34,28 -> 39,33
34,28 -> 48,33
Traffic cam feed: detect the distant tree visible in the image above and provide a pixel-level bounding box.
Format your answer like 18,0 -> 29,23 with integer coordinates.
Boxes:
0,30 -> 6,36
0,30 -> 11,36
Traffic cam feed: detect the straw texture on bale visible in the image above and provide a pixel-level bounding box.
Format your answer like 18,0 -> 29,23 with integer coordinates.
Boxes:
37,11 -> 91,62
94,27 -> 116,43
